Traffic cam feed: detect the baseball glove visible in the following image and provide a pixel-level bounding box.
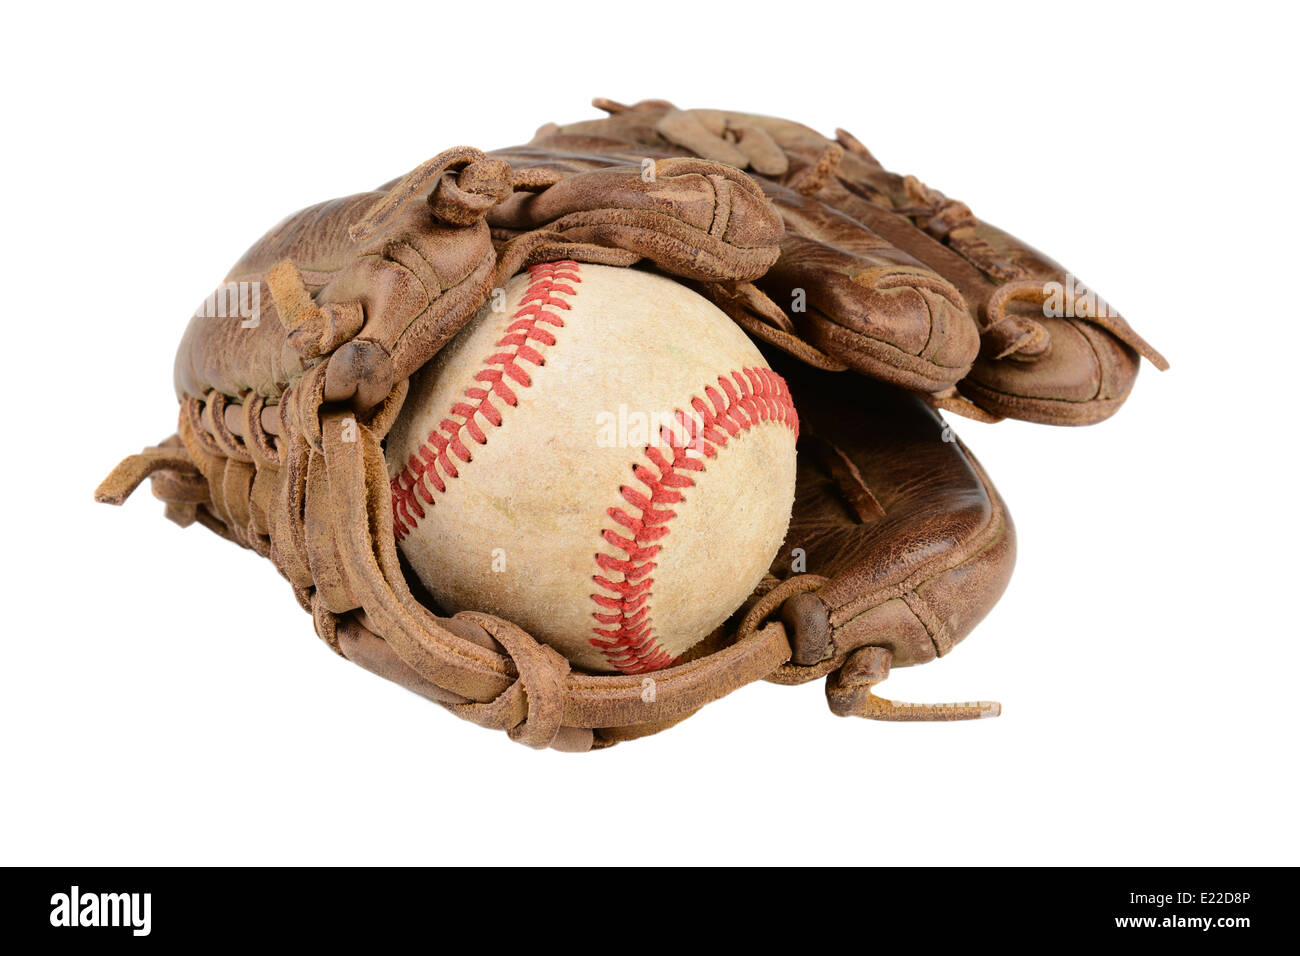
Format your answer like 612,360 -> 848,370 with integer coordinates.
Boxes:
94,98 -> 1150,750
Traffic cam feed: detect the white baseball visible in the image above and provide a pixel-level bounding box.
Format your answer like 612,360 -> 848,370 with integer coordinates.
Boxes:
385,261 -> 798,673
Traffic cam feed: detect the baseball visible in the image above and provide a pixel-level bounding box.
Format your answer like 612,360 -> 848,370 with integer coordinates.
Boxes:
385,261 -> 798,674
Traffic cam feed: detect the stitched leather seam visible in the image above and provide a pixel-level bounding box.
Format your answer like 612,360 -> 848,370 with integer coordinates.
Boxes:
590,367 -> 799,674
390,260 -> 580,539
901,589 -> 950,657
385,241 -> 441,301
959,379 -> 1120,413
830,515 -> 1009,634
540,205 -> 772,251
390,256 -> 501,367
809,306 -> 971,376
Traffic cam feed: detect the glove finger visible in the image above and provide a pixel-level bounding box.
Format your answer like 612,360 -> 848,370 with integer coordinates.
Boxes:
756,185 -> 980,394
809,141 -> 1170,424
485,158 -> 782,281
950,277 -> 1168,425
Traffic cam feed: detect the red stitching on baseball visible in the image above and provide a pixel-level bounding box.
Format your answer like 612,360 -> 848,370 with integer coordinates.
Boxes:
390,260 -> 580,539
590,367 -> 799,674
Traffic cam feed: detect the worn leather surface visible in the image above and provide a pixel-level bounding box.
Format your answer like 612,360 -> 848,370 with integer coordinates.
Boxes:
91,106 -> 1125,749
767,351 -> 1013,671
515,98 -> 1169,425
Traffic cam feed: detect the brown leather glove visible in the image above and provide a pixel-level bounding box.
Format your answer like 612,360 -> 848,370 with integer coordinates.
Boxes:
97,140 -> 1014,751
507,98 -> 1169,425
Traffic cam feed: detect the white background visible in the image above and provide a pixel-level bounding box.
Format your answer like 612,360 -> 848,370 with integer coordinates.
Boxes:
2,1 -> 1296,866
